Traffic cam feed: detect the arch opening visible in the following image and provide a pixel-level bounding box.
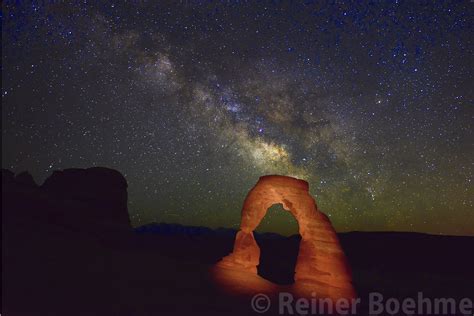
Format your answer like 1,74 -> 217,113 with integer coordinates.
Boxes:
255,203 -> 300,285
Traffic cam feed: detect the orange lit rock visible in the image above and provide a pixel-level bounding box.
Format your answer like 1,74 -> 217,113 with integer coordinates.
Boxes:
215,175 -> 356,301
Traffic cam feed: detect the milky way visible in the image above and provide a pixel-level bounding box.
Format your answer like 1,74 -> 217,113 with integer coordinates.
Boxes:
2,2 -> 473,235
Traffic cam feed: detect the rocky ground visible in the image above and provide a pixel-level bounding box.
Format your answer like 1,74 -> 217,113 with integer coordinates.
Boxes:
2,168 -> 473,315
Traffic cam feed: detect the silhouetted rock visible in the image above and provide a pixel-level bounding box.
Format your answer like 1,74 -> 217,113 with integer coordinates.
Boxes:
41,167 -> 130,232
15,171 -> 38,187
2,167 -> 131,236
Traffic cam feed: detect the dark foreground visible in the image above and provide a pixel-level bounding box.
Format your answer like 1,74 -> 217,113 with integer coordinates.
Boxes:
2,168 -> 473,315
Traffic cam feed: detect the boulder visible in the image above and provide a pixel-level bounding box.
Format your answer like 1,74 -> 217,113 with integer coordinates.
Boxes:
15,171 -> 38,187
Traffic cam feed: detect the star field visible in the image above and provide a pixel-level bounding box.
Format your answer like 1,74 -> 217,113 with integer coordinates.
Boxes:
2,1 -> 473,236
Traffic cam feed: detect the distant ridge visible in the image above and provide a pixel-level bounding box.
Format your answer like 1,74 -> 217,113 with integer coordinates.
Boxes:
134,222 -> 474,239
134,222 -> 289,240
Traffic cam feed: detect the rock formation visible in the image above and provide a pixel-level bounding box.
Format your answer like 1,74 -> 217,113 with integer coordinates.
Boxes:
2,167 -> 131,234
215,175 -> 356,301
42,167 -> 130,231
14,171 -> 38,187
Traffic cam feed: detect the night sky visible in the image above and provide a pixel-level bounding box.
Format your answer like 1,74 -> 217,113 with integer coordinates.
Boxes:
2,1 -> 473,236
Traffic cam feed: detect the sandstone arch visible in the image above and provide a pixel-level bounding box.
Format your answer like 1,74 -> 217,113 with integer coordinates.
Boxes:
215,175 -> 356,300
